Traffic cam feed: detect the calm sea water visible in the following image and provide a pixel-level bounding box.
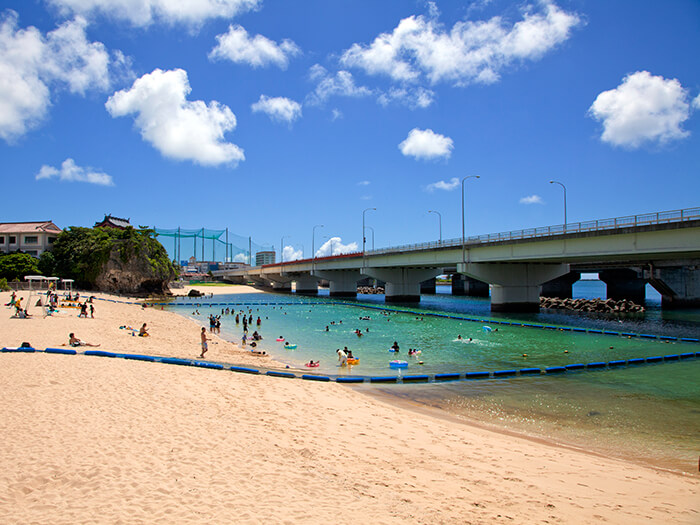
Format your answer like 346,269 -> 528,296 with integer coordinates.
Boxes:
169,281 -> 700,474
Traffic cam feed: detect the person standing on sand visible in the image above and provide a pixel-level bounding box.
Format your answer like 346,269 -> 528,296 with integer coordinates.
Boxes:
200,327 -> 209,358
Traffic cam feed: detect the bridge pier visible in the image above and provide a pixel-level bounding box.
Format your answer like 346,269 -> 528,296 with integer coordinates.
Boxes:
451,274 -> 489,297
293,274 -> 318,295
363,268 -> 442,302
541,271 -> 580,299
420,278 -> 436,294
648,266 -> 700,309
267,274 -> 292,292
599,269 -> 645,303
314,270 -> 360,297
459,262 -> 569,312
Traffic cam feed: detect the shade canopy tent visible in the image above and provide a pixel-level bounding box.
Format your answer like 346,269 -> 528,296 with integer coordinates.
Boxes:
61,279 -> 74,292
24,275 -> 47,291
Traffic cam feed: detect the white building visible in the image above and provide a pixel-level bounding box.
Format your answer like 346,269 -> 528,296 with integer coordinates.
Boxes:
255,251 -> 276,266
0,221 -> 62,257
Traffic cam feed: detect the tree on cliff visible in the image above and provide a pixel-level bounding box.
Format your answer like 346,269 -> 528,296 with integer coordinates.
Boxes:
51,226 -> 177,294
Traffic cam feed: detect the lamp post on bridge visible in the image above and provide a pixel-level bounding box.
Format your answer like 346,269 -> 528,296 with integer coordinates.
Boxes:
461,175 -> 480,263
365,226 -> 375,251
428,210 -> 442,244
549,180 -> 567,232
323,236 -> 335,257
280,235 -> 289,263
312,224 -> 324,273
362,207 -> 376,268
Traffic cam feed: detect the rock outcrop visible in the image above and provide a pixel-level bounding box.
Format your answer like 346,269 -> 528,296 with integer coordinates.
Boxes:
94,246 -> 176,296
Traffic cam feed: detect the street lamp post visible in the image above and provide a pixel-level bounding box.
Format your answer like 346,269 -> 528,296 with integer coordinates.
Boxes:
280,235 -> 289,263
461,175 -> 480,262
428,210 -> 442,244
324,236 -> 335,256
362,207 -> 376,268
549,180 -> 567,231
365,226 -> 375,250
312,224 -> 324,272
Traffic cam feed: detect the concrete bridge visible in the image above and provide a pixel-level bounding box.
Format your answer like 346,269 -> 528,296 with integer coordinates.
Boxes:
213,207 -> 700,312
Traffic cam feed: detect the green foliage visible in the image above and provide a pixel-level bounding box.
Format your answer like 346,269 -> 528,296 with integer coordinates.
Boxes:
0,277 -> 9,291
51,226 -> 176,289
0,252 -> 40,281
38,251 -> 56,276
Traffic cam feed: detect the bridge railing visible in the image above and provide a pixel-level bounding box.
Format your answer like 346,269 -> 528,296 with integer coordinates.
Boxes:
367,206 -> 700,256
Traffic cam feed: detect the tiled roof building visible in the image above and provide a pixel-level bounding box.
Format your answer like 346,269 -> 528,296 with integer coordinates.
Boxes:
95,215 -> 131,229
0,221 -> 62,257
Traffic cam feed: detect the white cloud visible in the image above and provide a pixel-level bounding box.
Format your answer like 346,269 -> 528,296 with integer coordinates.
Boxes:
46,0 -> 261,27
377,86 -> 435,108
426,177 -> 459,192
232,252 -> 248,263
588,71 -> 693,148
282,245 -> 303,262
209,25 -> 300,69
306,64 -> 372,105
105,68 -> 244,166
399,128 -> 453,160
358,180 -> 370,186
36,158 -> 114,185
520,194 -> 543,204
331,108 -> 343,121
340,1 -> 580,86
0,12 -> 119,142
315,237 -> 358,257
693,94 -> 700,110
251,95 -> 301,123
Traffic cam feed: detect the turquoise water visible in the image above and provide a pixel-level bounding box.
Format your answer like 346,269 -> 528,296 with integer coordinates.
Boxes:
169,282 -> 700,473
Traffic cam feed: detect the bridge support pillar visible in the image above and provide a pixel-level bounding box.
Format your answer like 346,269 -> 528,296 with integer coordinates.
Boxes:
314,270 -> 361,297
451,274 -> 489,297
599,269 -> 645,303
267,274 -> 292,292
363,268 -> 442,302
648,266 -> 700,309
420,278 -> 436,294
541,271 -> 580,299
459,262 -> 569,312
293,274 -> 318,295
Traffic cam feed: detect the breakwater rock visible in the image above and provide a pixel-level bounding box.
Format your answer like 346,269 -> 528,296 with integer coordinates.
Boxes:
541,297 -> 645,313
357,286 -> 384,294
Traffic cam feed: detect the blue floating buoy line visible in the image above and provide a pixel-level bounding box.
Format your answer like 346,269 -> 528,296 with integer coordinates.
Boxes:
1,346 -> 698,385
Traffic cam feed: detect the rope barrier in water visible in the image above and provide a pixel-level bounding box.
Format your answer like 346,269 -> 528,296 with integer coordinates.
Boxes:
2,346 -> 698,385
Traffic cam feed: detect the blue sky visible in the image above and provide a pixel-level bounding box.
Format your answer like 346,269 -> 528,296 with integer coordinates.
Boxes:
2,0 -> 699,262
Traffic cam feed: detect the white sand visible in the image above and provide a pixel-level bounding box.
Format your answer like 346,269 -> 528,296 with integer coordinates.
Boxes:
0,289 -> 698,524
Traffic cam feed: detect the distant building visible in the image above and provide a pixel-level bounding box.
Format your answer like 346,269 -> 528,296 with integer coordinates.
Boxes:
94,215 -> 131,229
256,251 -> 276,266
0,221 -> 62,257
219,262 -> 250,271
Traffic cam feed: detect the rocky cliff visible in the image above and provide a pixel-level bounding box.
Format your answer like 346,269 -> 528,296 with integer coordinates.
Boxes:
94,244 -> 176,295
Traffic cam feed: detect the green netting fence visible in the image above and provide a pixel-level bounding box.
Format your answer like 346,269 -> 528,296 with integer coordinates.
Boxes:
154,227 -> 273,265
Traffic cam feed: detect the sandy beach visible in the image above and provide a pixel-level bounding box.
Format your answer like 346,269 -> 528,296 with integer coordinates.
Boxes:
0,287 -> 698,524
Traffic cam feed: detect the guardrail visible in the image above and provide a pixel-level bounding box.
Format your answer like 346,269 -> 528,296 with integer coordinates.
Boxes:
366,206 -> 700,257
